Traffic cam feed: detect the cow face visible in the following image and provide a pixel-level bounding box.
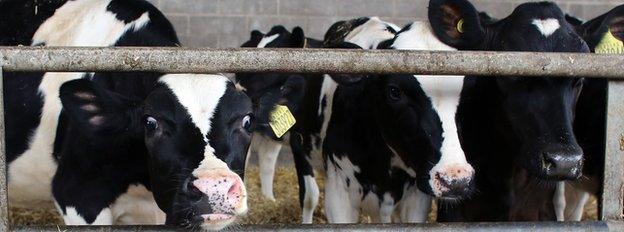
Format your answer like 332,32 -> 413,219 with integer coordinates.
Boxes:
331,42 -> 473,199
429,0 -> 587,180
236,26 -> 308,139
60,75 -> 252,230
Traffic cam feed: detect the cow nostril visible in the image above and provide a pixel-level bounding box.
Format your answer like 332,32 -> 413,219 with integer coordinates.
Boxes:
187,179 -> 203,202
542,153 -> 556,171
228,180 -> 240,195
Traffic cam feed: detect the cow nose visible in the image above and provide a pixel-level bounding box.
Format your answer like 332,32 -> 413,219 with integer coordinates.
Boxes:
191,169 -> 248,219
541,151 -> 583,180
432,164 -> 474,199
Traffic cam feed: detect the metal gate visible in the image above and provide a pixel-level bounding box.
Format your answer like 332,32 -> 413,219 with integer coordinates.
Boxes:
0,47 -> 623,231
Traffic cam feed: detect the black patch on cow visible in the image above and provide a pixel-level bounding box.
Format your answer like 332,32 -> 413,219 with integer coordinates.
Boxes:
429,0 -> 592,222
0,0 -> 67,46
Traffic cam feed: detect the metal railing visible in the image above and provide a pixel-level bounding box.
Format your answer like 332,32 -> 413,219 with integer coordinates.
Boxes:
0,47 -> 623,231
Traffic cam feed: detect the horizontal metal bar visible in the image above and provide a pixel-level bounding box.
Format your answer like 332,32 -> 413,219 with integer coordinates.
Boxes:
11,221 -> 624,232
1,47 -> 624,78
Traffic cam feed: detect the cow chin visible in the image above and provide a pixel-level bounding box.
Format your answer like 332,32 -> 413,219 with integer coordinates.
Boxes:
199,215 -> 238,231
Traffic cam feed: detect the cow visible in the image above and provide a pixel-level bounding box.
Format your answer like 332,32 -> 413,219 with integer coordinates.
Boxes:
428,0 -> 590,221
552,5 -> 624,221
319,20 -> 476,223
237,17 -> 400,223
1,0 -> 251,229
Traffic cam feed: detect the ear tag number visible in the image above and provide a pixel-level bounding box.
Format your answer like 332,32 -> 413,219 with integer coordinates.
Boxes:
269,105 -> 296,138
595,29 -> 623,54
457,19 -> 465,33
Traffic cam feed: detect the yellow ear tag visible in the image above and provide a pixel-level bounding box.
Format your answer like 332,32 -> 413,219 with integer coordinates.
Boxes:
269,105 -> 296,138
457,19 -> 465,33
595,29 -> 624,54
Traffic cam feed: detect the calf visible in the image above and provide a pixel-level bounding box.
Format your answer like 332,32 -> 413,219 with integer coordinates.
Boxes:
2,0 -> 251,229
320,22 -> 475,223
552,5 -> 623,221
237,17 -> 400,223
428,0 -> 589,221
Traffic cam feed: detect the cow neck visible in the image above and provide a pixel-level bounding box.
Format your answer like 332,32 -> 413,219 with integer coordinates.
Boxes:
460,76 -> 517,180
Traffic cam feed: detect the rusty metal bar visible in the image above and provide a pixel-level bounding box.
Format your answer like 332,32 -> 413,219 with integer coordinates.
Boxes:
0,66 -> 7,232
0,47 -> 623,78
601,81 -> 624,220
10,221 -> 624,232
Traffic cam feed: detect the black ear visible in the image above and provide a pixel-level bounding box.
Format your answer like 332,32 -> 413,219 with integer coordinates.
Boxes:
478,11 -> 498,25
291,27 -> 307,48
565,14 -> 584,27
377,38 -> 395,49
428,0 -> 485,49
325,41 -> 363,49
324,41 -> 366,84
60,79 -> 143,140
576,4 -> 624,53
241,30 -> 265,47
329,73 -> 366,85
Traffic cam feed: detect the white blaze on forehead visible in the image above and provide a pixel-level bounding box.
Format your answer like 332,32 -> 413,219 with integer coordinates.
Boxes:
159,74 -> 229,141
159,74 -> 232,173
345,17 -> 399,49
257,33 -> 279,48
391,22 -> 473,192
532,18 -> 560,37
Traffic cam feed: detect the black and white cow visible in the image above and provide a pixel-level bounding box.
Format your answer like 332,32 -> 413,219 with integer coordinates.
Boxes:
319,20 -> 477,223
427,0 -> 590,221
237,17 -> 400,223
2,0 -> 251,229
552,5 -> 624,221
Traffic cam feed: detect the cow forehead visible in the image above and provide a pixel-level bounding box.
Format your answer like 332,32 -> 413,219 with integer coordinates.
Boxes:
159,74 -> 229,140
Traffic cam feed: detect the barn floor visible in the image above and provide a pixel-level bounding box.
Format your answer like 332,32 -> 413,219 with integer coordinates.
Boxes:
9,167 -> 598,226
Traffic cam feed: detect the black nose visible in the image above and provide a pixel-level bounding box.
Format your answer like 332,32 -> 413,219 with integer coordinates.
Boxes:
541,151 -> 583,180
438,176 -> 472,199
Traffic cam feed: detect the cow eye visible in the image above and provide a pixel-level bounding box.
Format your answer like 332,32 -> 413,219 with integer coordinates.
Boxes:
388,85 -> 402,101
242,114 -> 252,132
145,116 -> 159,132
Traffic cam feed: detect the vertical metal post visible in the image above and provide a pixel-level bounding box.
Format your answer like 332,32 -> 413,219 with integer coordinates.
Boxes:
0,66 -> 8,231
601,80 -> 624,220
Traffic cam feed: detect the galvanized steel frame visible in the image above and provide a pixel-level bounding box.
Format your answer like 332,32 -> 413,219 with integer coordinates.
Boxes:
0,47 -> 622,231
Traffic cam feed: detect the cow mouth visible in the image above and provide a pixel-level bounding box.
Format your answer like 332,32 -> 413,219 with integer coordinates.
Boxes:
200,214 -> 237,230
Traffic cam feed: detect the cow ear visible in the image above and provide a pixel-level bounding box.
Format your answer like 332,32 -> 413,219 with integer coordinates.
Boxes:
428,0 -> 486,49
479,11 -> 498,25
565,14 -> 584,27
325,41 -> 366,84
241,30 -> 265,47
60,79 -> 143,139
329,73 -> 366,85
576,5 -> 624,53
279,74 -> 306,107
325,41 -> 363,49
291,27 -> 307,48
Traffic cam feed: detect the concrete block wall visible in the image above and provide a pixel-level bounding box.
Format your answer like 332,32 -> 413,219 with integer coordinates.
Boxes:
145,0 -> 624,48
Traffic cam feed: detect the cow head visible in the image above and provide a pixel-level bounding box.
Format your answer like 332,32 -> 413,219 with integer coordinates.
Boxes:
329,41 -> 473,200
324,16 -> 400,49
60,75 -> 252,230
429,0 -> 587,181
236,26 -> 309,139
378,22 -> 476,199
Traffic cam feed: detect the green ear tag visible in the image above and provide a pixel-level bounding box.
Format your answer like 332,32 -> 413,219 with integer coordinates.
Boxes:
595,29 -> 624,54
269,105 -> 296,138
457,19 -> 465,33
